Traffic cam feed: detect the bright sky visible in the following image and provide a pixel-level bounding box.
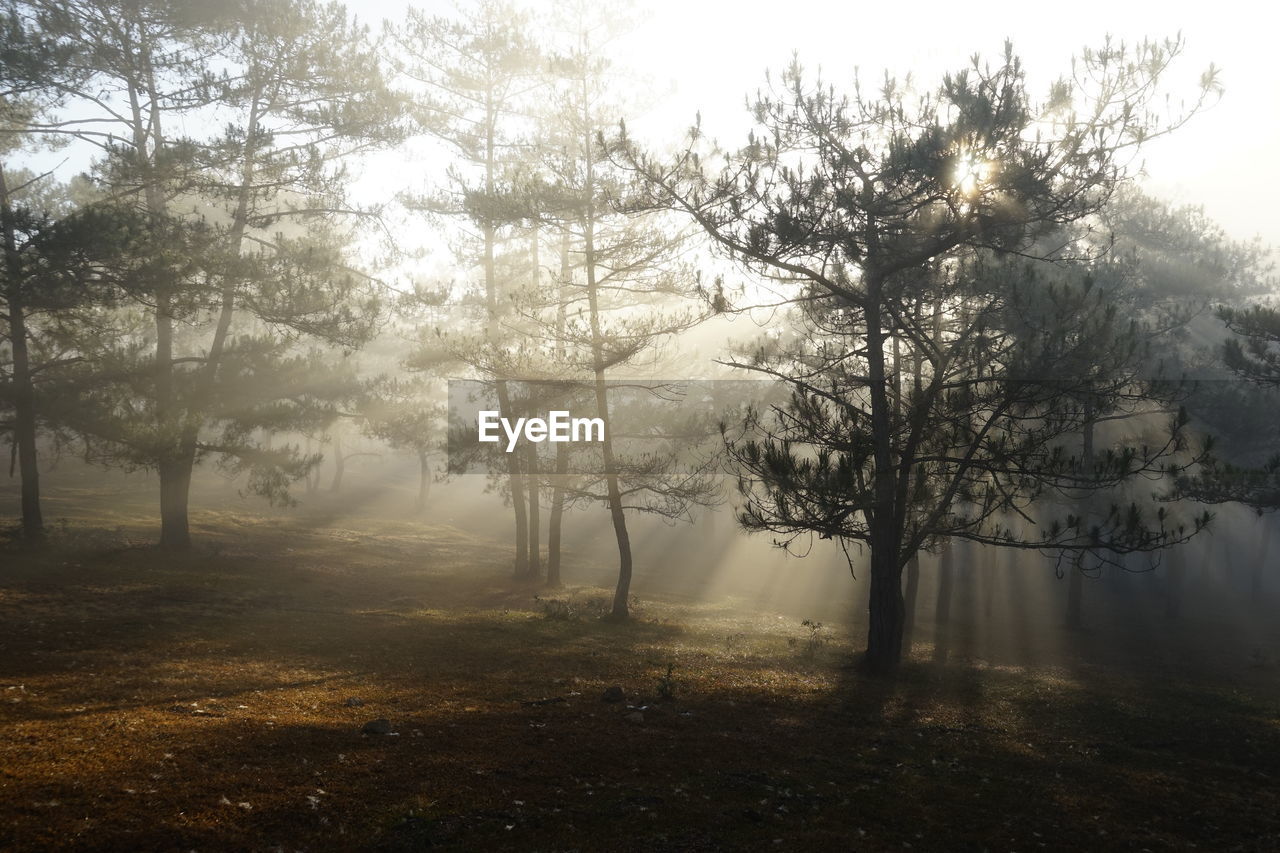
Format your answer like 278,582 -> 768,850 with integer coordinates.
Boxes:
346,0 -> 1278,251
18,0 -> 1275,258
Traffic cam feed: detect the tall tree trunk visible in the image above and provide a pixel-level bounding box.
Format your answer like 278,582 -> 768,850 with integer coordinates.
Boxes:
934,538 -> 955,626
983,544 -> 996,620
545,233 -> 572,588
863,271 -> 904,673
579,85 -> 632,620
3,283 -> 44,543
128,37 -> 190,550
158,435 -> 195,550
416,450 -> 431,514
330,432 -> 345,492
0,165 -> 43,540
164,82 -> 262,549
497,381 -> 529,577
478,76 -> 528,579
1165,541 -> 1185,618
153,287 -> 188,549
304,437 -> 318,496
523,224 -> 542,577
866,544 -> 905,673
595,373 -> 632,619
898,297 -> 927,650
158,463 -> 193,548
903,552 -> 921,651
932,537 -> 955,663
1065,566 -> 1083,628
546,441 -> 567,587
525,443 -> 541,578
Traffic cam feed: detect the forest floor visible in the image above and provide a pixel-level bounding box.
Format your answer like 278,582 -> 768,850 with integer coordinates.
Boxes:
2,504 -> 1279,852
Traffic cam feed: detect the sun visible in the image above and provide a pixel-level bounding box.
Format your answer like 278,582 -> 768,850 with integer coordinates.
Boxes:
953,151 -> 992,197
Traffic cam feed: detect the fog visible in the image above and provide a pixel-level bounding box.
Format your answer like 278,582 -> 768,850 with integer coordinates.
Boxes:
3,1 -> 1279,847
5,0 -> 1279,664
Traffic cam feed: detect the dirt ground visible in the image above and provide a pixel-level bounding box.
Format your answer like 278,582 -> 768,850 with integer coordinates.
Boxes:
2,503 -> 1280,852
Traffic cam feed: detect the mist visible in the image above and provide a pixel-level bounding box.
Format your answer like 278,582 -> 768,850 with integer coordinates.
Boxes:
3,0 -> 1279,850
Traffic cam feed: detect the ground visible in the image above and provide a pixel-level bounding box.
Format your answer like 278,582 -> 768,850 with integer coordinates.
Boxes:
2,505 -> 1279,851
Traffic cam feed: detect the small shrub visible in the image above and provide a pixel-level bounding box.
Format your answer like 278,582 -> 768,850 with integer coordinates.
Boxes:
788,619 -> 828,658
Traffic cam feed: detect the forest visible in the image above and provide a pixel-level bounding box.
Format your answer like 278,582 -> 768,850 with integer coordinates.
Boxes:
3,0 -> 1280,849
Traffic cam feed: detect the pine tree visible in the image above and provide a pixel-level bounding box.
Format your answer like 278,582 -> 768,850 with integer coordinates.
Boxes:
390,0 -> 544,575
28,0 -> 401,547
618,40 -> 1219,672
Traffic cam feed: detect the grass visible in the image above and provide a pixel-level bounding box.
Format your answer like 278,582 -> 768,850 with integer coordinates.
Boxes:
1,508 -> 1278,851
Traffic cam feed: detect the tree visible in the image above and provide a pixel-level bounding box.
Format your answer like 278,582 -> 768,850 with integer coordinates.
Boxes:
32,0 -> 398,547
1081,190 -> 1279,617
390,0 -> 543,575
522,1 -> 716,618
0,2 -> 89,539
1170,308 -> 1280,513
1152,199 -> 1280,516
618,40 -> 1217,672
1220,305 -> 1280,387
0,171 -> 139,539
361,375 -> 445,514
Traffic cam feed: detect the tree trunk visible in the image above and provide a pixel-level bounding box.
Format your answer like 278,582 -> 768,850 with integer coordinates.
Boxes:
158,443 -> 194,550
132,34 -> 193,551
983,545 -> 996,620
152,275 -> 188,547
477,72 -> 529,579
934,538 -> 954,626
1065,567 -> 1083,628
580,105 -> 632,619
597,375 -> 632,619
863,271 -> 903,673
0,165 -> 43,540
416,450 -> 431,514
1165,540 -> 1185,618
932,537 -> 955,663
330,432 -> 345,491
897,298 -> 927,651
902,552 -> 921,651
496,381 -> 529,577
526,443 -> 541,578
545,229 -> 572,589
546,441 -> 567,587
304,437 -> 318,496
865,543 -> 905,674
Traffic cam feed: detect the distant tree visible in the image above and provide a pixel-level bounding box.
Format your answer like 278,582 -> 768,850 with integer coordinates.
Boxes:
525,1 -> 716,618
1171,304 -> 1280,514
361,376 -> 445,514
618,40 -> 1218,671
0,3 -> 88,539
0,172 -> 138,539
1219,305 -> 1280,387
1097,192 -> 1279,616
389,0 -> 544,575
1048,189 -> 1258,628
1168,296 -> 1280,596
1151,198 -> 1280,516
